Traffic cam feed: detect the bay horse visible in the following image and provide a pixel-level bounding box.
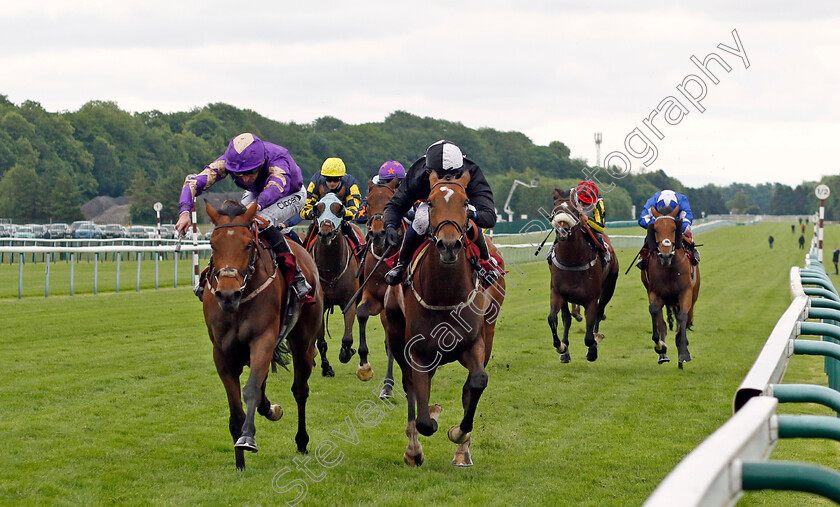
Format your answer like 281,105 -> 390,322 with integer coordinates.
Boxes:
202,200 -> 323,470
356,177 -> 402,398
547,189 -> 619,362
642,205 -> 701,368
383,170 -> 506,467
309,194 -> 369,380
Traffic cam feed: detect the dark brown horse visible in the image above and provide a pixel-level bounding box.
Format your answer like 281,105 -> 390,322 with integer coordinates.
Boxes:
309,194 -> 369,379
383,171 -> 506,467
356,178 -> 402,398
202,200 -> 323,470
642,205 -> 701,368
547,189 -> 619,362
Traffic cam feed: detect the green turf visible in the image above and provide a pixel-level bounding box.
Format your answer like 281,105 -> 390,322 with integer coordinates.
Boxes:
0,223 -> 837,506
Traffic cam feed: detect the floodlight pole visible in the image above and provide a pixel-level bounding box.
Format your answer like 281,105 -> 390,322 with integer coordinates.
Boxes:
503,178 -> 540,222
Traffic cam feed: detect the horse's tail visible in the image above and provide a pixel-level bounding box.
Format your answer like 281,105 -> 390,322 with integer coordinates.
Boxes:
272,337 -> 292,372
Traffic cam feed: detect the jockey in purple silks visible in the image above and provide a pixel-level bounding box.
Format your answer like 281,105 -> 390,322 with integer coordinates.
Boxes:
175,132 -> 311,300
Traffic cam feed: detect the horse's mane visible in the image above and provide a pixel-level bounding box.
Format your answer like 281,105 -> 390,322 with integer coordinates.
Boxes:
219,200 -> 247,218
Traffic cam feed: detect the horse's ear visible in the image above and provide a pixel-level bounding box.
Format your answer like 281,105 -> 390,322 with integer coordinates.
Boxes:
455,170 -> 471,187
651,206 -> 662,218
368,177 -> 375,188
669,205 -> 680,218
429,172 -> 440,187
205,199 -> 220,225
243,202 -> 258,223
552,189 -> 561,201
386,177 -> 400,190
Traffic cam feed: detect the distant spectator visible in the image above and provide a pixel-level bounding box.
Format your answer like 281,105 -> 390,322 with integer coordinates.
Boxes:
768,235 -> 774,249
799,235 -> 805,249
799,217 -> 803,224
833,247 -> 839,275
791,224 -> 795,233
802,224 -> 806,233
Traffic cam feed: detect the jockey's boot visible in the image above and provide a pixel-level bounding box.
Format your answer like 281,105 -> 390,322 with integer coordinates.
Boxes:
385,227 -> 424,286
194,264 -> 211,301
286,229 -> 303,246
636,228 -> 657,270
341,220 -> 363,258
470,224 -> 500,285
261,225 -> 312,299
636,248 -> 650,270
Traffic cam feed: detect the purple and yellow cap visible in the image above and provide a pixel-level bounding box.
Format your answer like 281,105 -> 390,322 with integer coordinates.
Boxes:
378,160 -> 406,180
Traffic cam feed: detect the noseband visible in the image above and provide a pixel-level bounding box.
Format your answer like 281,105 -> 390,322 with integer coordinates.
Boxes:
210,222 -> 258,292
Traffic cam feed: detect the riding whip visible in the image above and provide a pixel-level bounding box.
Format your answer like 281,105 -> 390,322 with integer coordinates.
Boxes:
342,244 -> 393,314
534,229 -> 554,256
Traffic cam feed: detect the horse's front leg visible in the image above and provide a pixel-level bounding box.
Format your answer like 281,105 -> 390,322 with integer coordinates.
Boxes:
676,291 -> 694,368
355,296 -> 381,382
649,294 -> 669,364
379,335 -> 397,400
338,302 -> 357,364
549,290 -> 572,362
583,299 -> 602,362
213,348 -> 247,470
316,329 -> 334,377
236,331 -> 276,454
391,343 -> 424,466
450,339 -> 488,467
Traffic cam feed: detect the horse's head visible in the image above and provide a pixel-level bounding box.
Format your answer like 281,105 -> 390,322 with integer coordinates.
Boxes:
205,199 -> 259,313
428,170 -> 471,264
650,205 -> 683,267
551,188 -> 583,241
315,194 -> 345,247
365,178 -> 396,250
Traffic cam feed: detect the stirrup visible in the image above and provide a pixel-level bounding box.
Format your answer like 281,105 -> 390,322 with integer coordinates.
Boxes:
292,274 -> 312,299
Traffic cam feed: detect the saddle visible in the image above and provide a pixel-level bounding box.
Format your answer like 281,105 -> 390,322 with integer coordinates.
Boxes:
386,238 -> 507,288
581,222 -> 612,265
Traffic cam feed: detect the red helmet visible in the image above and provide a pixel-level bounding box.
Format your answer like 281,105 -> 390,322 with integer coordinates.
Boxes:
575,180 -> 600,206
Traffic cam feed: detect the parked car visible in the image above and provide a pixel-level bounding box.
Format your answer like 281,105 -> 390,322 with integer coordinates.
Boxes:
129,226 -> 156,239
101,224 -> 126,239
0,224 -> 12,238
47,223 -> 70,239
25,224 -> 48,238
69,220 -> 94,237
159,224 -> 177,239
73,224 -> 102,239
14,226 -> 36,239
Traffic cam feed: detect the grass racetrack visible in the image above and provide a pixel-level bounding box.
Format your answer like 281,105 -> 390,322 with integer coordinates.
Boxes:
1,222 -> 838,506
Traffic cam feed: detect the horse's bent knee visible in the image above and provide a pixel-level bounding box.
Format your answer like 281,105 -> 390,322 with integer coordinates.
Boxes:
677,311 -> 688,323
649,302 -> 661,315
469,371 -> 488,390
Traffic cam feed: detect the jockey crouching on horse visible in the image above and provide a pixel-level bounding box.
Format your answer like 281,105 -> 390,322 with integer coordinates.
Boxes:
175,132 -> 312,301
383,140 -> 499,286
300,157 -> 364,255
571,180 -> 611,263
356,160 -> 406,225
636,189 -> 700,270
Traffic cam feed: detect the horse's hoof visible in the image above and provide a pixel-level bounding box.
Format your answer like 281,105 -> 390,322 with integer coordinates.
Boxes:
267,404 -> 283,421
379,384 -> 394,399
453,449 -> 473,467
586,348 -> 598,362
234,436 -> 258,453
338,346 -> 356,364
429,404 -> 443,422
658,353 -> 670,364
403,452 -> 423,467
573,315 -> 583,322
448,425 -> 470,444
322,365 -> 335,377
560,353 -> 571,363
555,342 -> 567,354
356,363 -> 374,381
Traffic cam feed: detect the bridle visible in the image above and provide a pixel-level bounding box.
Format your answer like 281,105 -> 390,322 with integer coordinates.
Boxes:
429,180 -> 469,244
653,215 -> 678,253
208,222 -> 259,294
365,184 -> 396,231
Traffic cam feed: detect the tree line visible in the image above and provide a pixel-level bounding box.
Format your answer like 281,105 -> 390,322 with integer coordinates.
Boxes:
0,95 -> 833,225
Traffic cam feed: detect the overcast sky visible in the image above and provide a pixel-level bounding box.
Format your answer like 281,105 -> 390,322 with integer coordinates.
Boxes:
2,1 -> 838,187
